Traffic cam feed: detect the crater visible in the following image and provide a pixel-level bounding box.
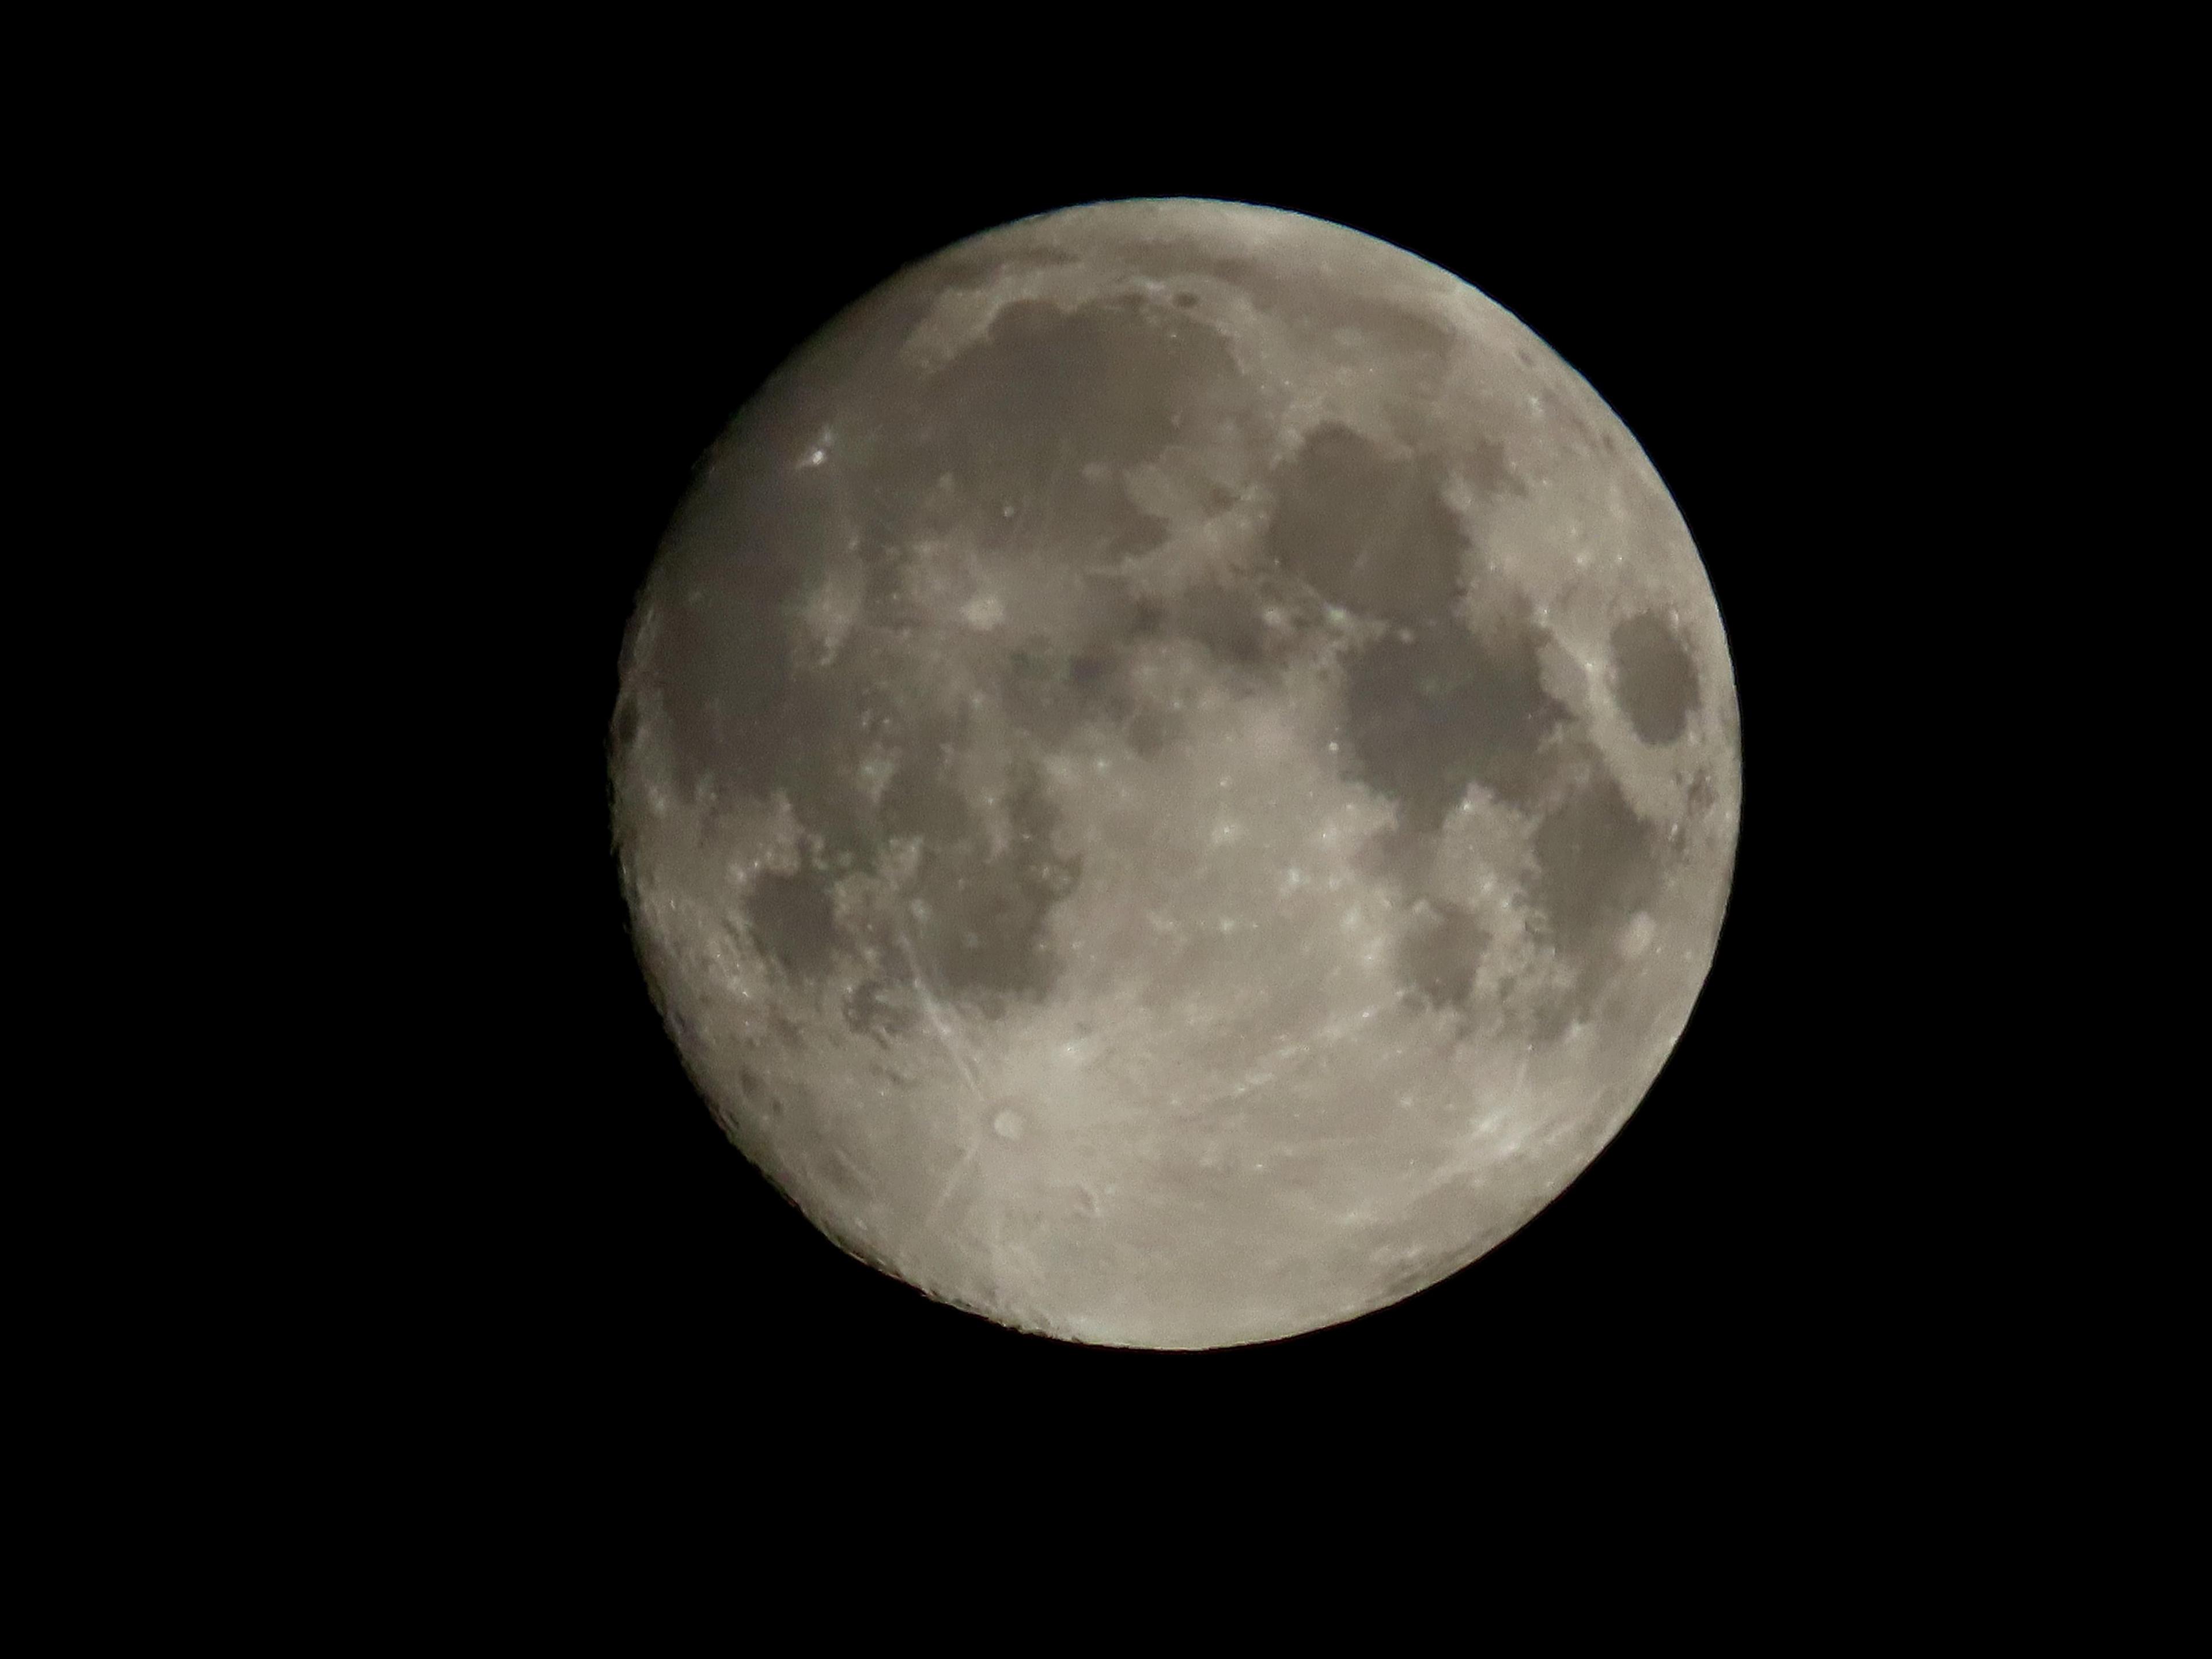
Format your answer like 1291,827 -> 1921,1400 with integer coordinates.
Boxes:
1262,424 -> 1468,626
1608,612 -> 1700,744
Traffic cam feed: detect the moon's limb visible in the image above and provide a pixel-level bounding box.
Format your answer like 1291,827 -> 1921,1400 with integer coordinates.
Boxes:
612,199 -> 1740,1349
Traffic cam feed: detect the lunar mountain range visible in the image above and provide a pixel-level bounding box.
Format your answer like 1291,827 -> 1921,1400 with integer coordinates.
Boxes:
611,199 -> 1740,1349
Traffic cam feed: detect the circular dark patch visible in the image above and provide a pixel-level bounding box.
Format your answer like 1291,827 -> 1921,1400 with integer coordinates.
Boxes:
1608,613 -> 1700,744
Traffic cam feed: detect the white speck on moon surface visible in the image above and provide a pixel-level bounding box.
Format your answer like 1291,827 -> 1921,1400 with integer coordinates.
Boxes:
610,198 -> 1740,1349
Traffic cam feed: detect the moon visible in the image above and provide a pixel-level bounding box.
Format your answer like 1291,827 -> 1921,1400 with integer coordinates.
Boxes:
610,199 -> 1740,1349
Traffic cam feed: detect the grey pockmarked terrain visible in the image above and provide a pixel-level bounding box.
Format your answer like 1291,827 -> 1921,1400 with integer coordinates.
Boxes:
612,199 -> 1740,1349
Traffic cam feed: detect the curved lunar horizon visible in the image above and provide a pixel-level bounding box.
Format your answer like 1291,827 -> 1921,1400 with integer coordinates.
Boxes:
611,198 -> 1740,1349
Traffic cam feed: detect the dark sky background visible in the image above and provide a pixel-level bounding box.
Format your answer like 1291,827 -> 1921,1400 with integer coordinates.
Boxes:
426,134 -> 1935,1440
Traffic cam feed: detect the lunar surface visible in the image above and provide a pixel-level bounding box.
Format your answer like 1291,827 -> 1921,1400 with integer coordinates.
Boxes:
611,199 -> 1739,1349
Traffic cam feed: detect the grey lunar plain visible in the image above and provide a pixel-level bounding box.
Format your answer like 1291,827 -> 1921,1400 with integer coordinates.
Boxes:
611,199 -> 1740,1349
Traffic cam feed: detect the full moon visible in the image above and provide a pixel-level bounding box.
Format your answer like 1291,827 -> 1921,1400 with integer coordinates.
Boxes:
611,199 -> 1740,1349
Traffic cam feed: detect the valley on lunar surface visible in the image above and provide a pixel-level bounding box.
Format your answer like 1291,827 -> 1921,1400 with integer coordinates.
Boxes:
611,199 -> 1740,1349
